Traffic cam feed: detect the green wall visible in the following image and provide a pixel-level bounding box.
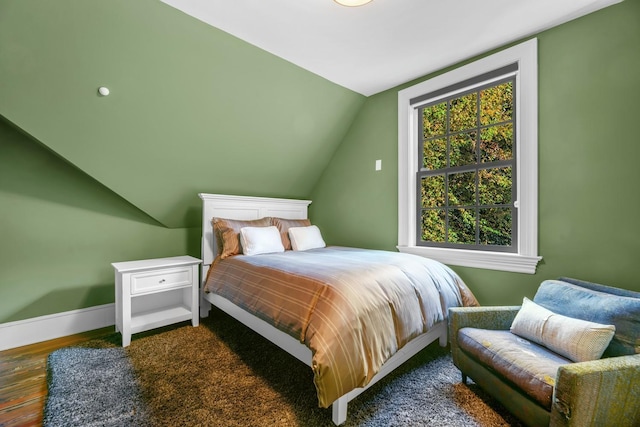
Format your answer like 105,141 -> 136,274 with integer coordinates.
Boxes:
1,0 -> 637,324
0,0 -> 363,323
0,118 -> 196,322
310,0 -> 640,304
0,0 -> 364,228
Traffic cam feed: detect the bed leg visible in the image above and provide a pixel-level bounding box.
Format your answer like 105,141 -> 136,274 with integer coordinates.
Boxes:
331,396 -> 348,425
200,291 -> 211,318
438,329 -> 448,347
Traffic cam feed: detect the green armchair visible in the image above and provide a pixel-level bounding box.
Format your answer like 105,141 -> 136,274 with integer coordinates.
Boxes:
448,278 -> 640,427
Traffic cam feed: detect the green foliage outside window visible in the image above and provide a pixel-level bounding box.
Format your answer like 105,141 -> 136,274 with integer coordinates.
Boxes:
419,80 -> 515,249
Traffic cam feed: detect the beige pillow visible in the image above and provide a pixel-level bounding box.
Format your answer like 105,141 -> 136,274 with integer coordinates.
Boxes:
288,225 -> 326,251
511,297 -> 615,362
212,217 -> 272,259
271,217 -> 311,250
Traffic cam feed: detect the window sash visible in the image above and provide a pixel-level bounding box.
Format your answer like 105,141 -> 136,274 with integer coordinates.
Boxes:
409,63 -> 518,106
416,77 -> 518,252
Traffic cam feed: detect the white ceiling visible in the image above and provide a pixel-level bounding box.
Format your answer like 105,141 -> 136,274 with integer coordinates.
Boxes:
160,0 -> 622,96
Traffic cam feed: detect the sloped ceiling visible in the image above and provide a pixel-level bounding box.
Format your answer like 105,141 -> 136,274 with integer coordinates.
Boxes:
160,0 -> 623,96
0,0 -> 623,229
0,0 -> 364,228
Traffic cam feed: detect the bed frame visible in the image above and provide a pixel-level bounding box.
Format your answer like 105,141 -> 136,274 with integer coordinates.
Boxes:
198,193 -> 447,425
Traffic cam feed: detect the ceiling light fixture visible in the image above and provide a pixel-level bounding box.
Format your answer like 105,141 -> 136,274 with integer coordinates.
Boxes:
334,0 -> 373,6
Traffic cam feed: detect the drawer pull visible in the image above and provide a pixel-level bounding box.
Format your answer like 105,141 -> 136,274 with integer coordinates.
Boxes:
159,279 -> 166,283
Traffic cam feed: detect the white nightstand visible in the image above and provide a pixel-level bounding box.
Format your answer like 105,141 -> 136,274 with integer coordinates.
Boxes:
112,255 -> 202,347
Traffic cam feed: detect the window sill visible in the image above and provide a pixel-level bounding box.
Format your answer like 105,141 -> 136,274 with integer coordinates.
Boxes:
397,245 -> 542,274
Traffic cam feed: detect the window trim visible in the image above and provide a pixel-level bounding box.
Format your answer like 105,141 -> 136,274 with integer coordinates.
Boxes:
397,39 -> 542,274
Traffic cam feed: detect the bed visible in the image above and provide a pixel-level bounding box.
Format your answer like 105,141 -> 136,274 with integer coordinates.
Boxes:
198,193 -> 477,425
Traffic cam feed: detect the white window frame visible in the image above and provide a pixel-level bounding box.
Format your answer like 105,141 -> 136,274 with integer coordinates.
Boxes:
397,39 -> 542,274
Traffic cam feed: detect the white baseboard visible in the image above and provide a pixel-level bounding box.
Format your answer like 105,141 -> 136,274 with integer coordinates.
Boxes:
0,304 -> 115,351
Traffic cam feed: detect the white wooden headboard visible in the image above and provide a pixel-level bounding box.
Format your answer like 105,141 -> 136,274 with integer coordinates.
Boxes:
198,193 -> 312,276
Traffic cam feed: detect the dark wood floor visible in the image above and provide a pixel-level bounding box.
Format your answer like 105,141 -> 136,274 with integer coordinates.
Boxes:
0,328 -> 113,427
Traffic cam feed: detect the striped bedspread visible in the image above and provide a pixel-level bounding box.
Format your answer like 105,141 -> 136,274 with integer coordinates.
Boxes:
204,246 -> 477,408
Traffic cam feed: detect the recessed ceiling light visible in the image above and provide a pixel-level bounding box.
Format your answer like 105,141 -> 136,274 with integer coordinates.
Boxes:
334,0 -> 373,7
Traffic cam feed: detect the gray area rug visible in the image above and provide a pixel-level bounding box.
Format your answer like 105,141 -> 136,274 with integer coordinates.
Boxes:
44,347 -> 149,427
44,310 -> 522,426
44,345 -> 521,426
346,355 -> 509,427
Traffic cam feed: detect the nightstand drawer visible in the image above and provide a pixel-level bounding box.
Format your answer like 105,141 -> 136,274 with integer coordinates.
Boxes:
130,267 -> 192,295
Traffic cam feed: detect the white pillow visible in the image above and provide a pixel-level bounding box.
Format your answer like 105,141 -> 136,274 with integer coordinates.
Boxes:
288,225 -> 326,251
239,226 -> 285,256
511,297 -> 615,362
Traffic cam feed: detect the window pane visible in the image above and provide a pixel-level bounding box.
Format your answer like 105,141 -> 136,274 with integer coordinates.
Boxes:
480,123 -> 513,163
450,132 -> 476,167
449,93 -> 477,132
479,167 -> 512,205
421,175 -> 445,207
423,137 -> 446,170
421,209 -> 446,242
416,77 -> 518,252
480,81 -> 513,126
479,208 -> 512,246
449,171 -> 476,206
449,208 -> 476,244
422,102 -> 447,138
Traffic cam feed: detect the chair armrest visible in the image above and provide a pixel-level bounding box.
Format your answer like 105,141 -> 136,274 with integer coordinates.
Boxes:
551,354 -> 640,427
448,306 -> 521,352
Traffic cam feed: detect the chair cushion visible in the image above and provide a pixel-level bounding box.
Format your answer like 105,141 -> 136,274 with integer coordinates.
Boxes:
534,280 -> 640,357
458,328 -> 571,410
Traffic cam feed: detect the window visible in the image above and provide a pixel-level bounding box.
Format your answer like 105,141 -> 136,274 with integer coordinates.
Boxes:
398,39 -> 541,273
419,76 -> 516,251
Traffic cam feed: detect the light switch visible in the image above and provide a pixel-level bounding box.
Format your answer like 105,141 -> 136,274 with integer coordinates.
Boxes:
375,159 -> 382,171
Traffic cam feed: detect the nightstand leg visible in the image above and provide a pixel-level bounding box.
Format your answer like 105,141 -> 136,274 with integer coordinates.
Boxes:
200,295 -> 211,318
191,266 -> 199,326
122,285 -> 131,347
122,329 -> 131,347
115,275 -> 122,333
